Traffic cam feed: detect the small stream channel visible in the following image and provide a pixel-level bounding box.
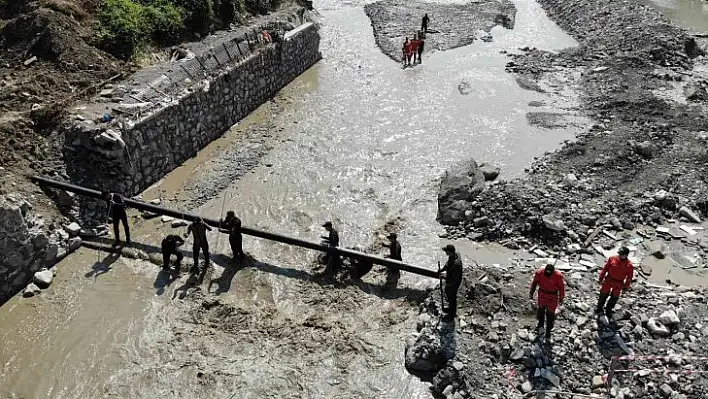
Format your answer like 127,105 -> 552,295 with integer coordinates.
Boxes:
1,0 -> 582,397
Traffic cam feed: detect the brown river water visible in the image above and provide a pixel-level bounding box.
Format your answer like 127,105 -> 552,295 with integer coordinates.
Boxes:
0,0 -> 582,397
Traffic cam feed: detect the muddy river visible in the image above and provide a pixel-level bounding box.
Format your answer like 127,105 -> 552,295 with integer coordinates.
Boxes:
0,0 -> 581,397
644,0 -> 708,34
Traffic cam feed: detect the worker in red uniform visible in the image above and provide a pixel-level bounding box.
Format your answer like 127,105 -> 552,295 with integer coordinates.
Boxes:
416,33 -> 425,64
402,38 -> 411,67
410,34 -> 420,64
529,261 -> 565,344
596,246 -> 634,317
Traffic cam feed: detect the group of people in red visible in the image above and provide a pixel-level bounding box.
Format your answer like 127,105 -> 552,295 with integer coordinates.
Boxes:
402,33 -> 425,67
529,246 -> 634,344
401,13 -> 429,67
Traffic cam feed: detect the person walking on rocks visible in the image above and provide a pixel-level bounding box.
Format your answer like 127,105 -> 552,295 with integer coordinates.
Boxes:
222,211 -> 244,263
529,261 -> 565,344
161,234 -> 185,273
102,191 -> 131,245
185,217 -> 212,273
321,221 -> 341,275
596,246 -> 634,317
421,13 -> 430,33
440,244 -> 463,321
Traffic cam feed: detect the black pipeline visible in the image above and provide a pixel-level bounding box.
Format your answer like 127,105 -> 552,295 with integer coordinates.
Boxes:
32,176 -> 438,278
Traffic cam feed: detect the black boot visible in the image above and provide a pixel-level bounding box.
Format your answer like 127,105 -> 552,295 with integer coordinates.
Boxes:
605,295 -> 619,318
536,307 -> 545,330
545,311 -> 555,344
596,292 -> 609,314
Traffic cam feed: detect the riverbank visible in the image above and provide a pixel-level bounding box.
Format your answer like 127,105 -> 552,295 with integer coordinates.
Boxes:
421,0 -> 708,397
450,0 -> 708,247
0,6 -> 321,303
0,0 -> 587,396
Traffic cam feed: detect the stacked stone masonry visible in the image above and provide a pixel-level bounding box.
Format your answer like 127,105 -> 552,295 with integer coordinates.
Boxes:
64,23 -> 321,201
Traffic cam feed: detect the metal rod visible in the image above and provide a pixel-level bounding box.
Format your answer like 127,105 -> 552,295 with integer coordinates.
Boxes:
222,42 -> 233,61
32,176 -> 438,278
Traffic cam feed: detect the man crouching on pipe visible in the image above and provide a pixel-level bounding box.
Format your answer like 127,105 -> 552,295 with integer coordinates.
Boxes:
529,261 -> 566,344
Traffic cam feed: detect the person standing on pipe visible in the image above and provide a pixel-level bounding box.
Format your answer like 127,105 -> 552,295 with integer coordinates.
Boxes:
529,261 -> 565,344
596,246 -> 634,318
440,244 -> 463,321
102,191 -> 131,245
222,211 -> 244,264
161,234 -> 185,273
185,217 -> 212,273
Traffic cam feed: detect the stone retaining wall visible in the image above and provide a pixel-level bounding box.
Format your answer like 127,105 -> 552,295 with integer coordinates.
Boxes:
63,23 -> 321,217
0,195 -> 48,303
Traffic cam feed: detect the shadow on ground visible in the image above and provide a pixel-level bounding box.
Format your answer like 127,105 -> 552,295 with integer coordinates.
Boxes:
81,236 -> 430,303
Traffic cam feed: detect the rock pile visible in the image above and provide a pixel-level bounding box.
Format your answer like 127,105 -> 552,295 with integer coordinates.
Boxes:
0,194 -> 84,302
405,265 -> 708,398
441,0 -> 708,260
437,159 -> 487,226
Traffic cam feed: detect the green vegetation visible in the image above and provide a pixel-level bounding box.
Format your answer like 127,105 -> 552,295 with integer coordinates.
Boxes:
98,0 -> 184,59
97,0 -> 284,60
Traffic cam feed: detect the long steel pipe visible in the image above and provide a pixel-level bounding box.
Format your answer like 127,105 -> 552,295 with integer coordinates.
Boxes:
32,176 -> 439,278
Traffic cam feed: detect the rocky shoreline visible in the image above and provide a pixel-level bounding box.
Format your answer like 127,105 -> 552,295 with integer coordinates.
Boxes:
443,0 -> 707,248
421,0 -> 708,397
407,265 -> 708,398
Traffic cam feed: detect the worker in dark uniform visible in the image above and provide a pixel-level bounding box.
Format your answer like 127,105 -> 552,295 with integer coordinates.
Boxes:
382,233 -> 402,260
102,191 -> 130,245
185,217 -> 212,273
161,234 -> 185,273
383,233 -> 403,288
222,211 -> 244,263
321,221 -> 340,275
440,244 -> 463,321
421,13 -> 430,33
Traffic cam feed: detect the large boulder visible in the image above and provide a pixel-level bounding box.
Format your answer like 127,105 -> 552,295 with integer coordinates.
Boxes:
478,163 -> 500,181
405,331 -> 447,372
437,159 -> 486,225
33,269 -> 53,289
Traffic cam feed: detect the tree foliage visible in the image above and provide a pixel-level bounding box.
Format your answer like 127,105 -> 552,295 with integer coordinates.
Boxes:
97,0 -> 283,59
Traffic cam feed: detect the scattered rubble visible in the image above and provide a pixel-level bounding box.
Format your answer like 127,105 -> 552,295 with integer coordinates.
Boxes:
22,283 -> 41,298
438,0 -> 708,284
406,264 -> 708,398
